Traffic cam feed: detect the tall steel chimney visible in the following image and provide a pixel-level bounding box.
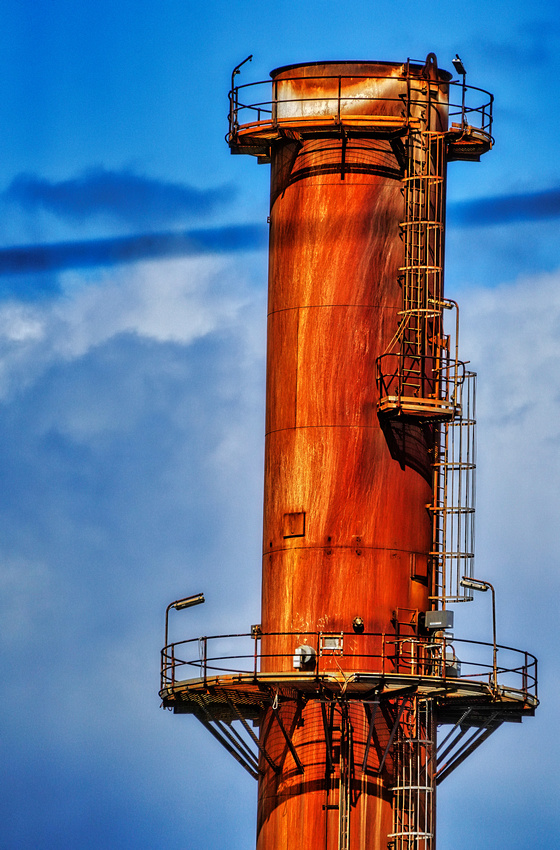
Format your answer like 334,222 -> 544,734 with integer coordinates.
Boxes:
160,53 -> 538,850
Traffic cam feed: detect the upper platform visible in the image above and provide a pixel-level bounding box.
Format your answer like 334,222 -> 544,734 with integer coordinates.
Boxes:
227,57 -> 493,162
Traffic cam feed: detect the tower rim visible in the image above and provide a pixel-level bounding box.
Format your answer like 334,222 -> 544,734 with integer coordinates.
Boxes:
270,59 -> 453,82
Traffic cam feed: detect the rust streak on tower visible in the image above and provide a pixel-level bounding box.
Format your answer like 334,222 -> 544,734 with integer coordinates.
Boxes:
160,53 -> 537,850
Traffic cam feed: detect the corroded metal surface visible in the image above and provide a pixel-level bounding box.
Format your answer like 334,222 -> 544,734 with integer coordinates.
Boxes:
256,58 -> 450,850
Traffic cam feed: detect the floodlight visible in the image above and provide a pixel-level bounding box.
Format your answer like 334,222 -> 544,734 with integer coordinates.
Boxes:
461,576 -> 498,692
173,593 -> 205,610
460,577 -> 488,592
452,54 -> 466,76
165,592 -> 206,648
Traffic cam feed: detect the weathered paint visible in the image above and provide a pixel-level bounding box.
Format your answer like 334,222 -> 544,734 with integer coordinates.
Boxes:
257,60 -> 449,850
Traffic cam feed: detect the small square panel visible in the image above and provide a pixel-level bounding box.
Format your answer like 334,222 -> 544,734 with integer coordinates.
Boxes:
283,511 -> 306,538
410,552 -> 428,581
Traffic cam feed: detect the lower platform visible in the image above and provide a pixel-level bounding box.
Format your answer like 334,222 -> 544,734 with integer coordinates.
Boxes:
160,631 -> 537,783
160,669 -> 536,726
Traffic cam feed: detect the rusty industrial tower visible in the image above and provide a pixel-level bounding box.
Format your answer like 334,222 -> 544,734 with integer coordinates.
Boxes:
160,54 -> 537,850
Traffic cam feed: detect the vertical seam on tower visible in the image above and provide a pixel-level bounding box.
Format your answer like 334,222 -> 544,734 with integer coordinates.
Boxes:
294,307 -> 300,429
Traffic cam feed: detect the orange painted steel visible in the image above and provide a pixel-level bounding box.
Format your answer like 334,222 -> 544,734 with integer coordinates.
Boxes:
257,60 -> 450,850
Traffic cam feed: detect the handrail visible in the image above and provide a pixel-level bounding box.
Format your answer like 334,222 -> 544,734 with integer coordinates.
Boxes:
226,72 -> 493,145
376,351 -> 465,416
161,630 -> 537,703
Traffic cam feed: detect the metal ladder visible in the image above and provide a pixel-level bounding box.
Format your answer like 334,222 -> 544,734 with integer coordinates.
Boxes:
377,91 -> 460,420
430,371 -> 477,602
323,701 -> 353,850
388,696 -> 436,850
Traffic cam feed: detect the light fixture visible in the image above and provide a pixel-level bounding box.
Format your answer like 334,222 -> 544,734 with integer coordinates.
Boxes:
460,576 -> 498,692
451,55 -> 467,132
452,54 -> 466,77
293,644 -> 316,670
460,577 -> 488,593
230,55 -> 253,131
232,54 -> 252,79
165,593 -> 205,649
173,593 -> 205,610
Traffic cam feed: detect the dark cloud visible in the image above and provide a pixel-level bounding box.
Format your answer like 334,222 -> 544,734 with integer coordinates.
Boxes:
4,168 -> 235,226
0,224 -> 268,279
449,187 -> 560,227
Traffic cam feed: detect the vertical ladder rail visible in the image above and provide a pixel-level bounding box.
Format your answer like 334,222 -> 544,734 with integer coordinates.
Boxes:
377,75 -> 461,420
430,371 -> 477,601
389,697 -> 436,850
338,706 -> 352,850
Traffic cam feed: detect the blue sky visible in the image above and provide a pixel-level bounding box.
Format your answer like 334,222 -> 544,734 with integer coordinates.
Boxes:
0,2 -> 559,848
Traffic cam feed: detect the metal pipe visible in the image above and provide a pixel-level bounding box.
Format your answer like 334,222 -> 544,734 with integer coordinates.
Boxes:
164,593 -> 205,650
460,577 -> 498,692
229,55 -> 253,134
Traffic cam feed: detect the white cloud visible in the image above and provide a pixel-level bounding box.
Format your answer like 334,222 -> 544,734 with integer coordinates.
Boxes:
55,256 -> 247,352
0,254 -> 258,400
460,269 -> 560,568
445,268 -> 560,849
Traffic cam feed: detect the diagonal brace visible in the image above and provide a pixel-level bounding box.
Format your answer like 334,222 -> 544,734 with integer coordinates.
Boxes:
224,693 -> 281,774
377,697 -> 410,774
198,715 -> 259,780
362,698 -> 380,773
436,713 -> 502,784
271,702 -> 304,774
321,701 -> 335,775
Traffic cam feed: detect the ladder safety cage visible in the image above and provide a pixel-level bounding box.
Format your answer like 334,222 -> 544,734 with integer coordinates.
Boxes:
376,72 -> 463,422
430,372 -> 477,602
389,697 -> 436,850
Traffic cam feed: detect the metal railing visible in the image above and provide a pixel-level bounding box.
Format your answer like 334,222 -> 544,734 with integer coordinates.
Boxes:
447,80 -> 493,137
161,630 -> 537,704
227,72 -> 493,145
376,351 -> 465,417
